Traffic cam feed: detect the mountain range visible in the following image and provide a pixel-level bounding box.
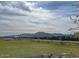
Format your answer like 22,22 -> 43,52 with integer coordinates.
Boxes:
2,32 -> 63,38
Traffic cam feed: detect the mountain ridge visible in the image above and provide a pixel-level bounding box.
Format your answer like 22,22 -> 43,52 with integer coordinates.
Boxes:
2,32 -> 63,38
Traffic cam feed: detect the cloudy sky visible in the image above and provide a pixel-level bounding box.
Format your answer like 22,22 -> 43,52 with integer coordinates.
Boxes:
0,1 -> 78,36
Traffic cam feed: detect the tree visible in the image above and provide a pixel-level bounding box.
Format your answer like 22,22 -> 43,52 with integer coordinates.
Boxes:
69,2 -> 79,33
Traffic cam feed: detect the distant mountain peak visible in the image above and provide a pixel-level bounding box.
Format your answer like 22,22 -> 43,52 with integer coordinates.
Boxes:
2,32 -> 64,38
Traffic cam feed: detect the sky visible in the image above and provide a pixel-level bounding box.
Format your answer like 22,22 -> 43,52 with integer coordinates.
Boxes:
0,1 -> 79,36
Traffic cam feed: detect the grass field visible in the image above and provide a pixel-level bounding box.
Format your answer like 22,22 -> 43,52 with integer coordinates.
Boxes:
0,38 -> 79,57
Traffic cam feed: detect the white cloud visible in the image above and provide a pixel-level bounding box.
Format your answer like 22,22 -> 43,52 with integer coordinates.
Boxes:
0,1 -> 77,34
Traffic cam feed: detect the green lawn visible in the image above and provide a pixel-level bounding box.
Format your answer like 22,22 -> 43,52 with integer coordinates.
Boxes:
0,38 -> 79,57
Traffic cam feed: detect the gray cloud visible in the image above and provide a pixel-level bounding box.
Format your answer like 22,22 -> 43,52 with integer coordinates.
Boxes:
0,1 -> 35,16
0,1 -> 32,11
